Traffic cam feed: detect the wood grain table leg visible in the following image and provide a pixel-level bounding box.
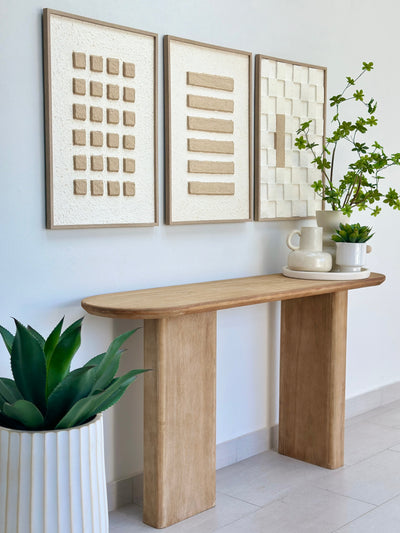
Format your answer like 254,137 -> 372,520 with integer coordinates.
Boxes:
279,291 -> 348,469
143,312 -> 217,528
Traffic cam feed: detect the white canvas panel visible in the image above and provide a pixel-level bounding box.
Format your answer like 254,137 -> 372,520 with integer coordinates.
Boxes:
47,13 -> 157,227
167,38 -> 251,224
257,57 -> 325,220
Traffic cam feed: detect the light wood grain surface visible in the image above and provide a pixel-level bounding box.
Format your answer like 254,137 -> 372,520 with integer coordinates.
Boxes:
81,273 -> 385,319
143,313 -> 216,528
279,291 -> 347,468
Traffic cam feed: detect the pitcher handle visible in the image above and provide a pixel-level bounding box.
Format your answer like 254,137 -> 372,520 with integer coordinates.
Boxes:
287,230 -> 301,251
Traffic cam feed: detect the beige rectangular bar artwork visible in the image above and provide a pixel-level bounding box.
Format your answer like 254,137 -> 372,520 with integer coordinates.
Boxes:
187,139 -> 234,154
165,35 -> 252,224
254,54 -> 326,220
188,182 -> 235,195
43,9 -> 158,228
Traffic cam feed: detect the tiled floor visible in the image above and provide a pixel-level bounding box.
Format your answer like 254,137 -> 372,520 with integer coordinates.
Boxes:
110,399 -> 400,532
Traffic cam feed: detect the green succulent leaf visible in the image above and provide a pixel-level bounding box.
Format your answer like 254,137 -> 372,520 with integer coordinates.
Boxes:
0,378 -> 22,405
46,317 -> 83,398
55,368 -> 148,429
44,317 -> 64,365
3,400 -> 45,429
91,329 -> 140,393
11,320 -> 47,413
45,366 -> 96,427
84,352 -> 106,368
0,326 -> 14,354
27,326 -> 45,348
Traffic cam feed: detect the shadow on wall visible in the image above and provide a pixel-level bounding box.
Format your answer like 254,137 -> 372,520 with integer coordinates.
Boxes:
266,301 -> 280,448
104,318 -> 145,483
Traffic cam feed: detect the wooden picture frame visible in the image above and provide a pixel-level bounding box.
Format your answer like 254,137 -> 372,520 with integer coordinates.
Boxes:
254,54 -> 327,221
164,35 -> 252,225
43,9 -> 158,228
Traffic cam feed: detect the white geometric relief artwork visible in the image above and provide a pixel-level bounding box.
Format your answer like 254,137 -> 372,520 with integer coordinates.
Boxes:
44,10 -> 158,228
255,56 -> 326,220
165,36 -> 252,224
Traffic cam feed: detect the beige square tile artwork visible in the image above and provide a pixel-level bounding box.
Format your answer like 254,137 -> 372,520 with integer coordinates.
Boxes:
71,52 -> 136,198
45,11 -> 157,227
256,57 -> 326,220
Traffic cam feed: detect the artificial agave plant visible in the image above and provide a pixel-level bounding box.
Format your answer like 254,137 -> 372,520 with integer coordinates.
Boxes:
0,318 -> 147,431
331,222 -> 374,243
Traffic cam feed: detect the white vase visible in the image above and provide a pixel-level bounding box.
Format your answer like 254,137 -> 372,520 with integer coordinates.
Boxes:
286,227 -> 332,272
335,242 -> 367,272
315,210 -> 349,271
0,414 -> 108,533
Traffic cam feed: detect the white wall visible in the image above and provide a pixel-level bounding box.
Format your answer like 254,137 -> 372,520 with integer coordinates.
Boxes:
1,0 -> 399,483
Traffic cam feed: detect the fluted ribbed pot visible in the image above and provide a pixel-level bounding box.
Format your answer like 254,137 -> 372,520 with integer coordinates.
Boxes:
0,414 -> 108,533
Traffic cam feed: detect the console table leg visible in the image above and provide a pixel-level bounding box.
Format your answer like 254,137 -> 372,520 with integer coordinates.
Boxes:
143,312 -> 217,528
279,291 -> 348,469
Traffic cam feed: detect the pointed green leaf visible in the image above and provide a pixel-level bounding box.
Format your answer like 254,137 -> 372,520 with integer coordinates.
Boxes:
3,400 -> 45,429
0,325 -> 14,354
0,412 -> 23,430
45,366 -> 96,427
83,352 -> 106,368
56,368 -> 148,429
27,326 -> 45,348
0,378 -> 22,404
46,317 -> 83,397
11,321 -> 47,413
92,329 -> 139,392
44,317 -> 64,365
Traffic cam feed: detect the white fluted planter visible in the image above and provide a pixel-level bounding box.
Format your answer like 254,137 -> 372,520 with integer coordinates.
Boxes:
0,414 -> 108,533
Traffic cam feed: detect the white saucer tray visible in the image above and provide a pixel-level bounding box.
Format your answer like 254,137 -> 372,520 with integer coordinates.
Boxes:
282,266 -> 370,281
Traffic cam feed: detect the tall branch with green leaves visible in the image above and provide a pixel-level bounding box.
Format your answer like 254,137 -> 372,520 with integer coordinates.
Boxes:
295,62 -> 400,216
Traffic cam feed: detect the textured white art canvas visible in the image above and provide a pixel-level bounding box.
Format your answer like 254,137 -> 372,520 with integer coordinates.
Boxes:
255,56 -> 326,220
165,36 -> 252,224
44,10 -> 157,228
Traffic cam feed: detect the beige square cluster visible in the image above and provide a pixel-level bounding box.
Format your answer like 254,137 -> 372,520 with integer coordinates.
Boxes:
258,58 -> 325,219
123,62 -> 135,78
123,135 -> 135,150
107,181 -> 120,196
123,111 -> 135,126
90,55 -> 103,73
123,181 -> 135,196
73,78 -> 86,95
72,52 -> 86,69
73,129 -> 86,146
90,107 -> 103,123
107,133 -> 119,148
73,179 -> 87,195
91,131 -> 103,147
71,52 -> 137,198
91,180 -> 104,195
107,58 -> 119,75
90,81 -> 103,98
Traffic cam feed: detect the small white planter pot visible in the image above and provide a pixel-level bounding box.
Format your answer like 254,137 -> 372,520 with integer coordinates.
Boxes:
335,242 -> 367,272
0,414 -> 108,533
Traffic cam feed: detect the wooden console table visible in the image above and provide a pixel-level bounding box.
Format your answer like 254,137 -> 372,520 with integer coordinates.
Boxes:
82,273 -> 385,528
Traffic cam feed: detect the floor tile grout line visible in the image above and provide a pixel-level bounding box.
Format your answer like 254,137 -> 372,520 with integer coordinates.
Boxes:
330,495 -> 399,533
215,490 -> 263,510
343,443 -> 400,469
313,484 -> 379,507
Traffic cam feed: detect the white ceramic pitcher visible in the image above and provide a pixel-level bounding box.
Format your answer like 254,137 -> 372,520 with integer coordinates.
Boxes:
287,227 -> 332,272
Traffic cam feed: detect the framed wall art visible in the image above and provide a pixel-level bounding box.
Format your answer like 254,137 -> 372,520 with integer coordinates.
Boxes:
43,9 -> 158,228
164,35 -> 252,225
255,55 -> 326,221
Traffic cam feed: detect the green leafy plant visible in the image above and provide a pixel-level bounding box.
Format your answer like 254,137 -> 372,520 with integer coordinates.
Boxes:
331,222 -> 373,243
0,317 -> 148,431
295,61 -> 400,217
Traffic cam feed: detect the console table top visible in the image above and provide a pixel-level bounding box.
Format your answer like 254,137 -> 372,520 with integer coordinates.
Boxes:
81,272 -> 385,319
